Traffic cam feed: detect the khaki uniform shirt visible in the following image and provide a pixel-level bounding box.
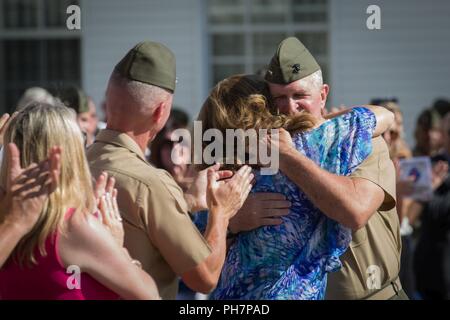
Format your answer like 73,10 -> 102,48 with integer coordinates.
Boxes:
86,129 -> 211,300
326,136 -> 402,300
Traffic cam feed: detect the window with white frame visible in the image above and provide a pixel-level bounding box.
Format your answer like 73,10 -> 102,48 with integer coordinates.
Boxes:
208,0 -> 329,86
0,0 -> 81,114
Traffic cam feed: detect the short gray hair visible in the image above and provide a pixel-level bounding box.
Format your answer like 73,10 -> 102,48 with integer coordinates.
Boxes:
16,87 -> 55,110
306,70 -> 324,91
109,71 -> 171,109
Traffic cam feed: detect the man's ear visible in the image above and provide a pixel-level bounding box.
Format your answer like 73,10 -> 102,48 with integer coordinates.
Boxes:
320,84 -> 330,109
152,101 -> 165,126
321,84 -> 330,102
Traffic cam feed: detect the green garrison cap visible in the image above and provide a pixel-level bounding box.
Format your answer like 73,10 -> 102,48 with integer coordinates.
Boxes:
265,37 -> 321,84
114,41 -> 176,92
53,86 -> 89,114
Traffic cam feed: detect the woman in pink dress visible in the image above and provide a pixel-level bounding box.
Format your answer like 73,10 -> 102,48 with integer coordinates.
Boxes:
0,101 -> 160,300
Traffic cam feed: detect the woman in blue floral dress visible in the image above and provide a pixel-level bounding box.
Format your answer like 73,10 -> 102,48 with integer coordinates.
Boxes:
195,74 -> 393,300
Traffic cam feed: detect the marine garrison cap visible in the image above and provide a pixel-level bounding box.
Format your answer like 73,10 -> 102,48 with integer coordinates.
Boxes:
52,85 -> 89,114
114,40 -> 176,93
265,37 -> 320,84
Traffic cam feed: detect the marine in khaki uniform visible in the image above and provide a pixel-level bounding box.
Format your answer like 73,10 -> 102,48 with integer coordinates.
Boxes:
261,37 -> 405,299
87,41 -> 253,300
326,136 -> 404,299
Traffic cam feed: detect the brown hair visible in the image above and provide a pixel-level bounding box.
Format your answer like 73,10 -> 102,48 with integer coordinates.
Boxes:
196,74 -> 316,169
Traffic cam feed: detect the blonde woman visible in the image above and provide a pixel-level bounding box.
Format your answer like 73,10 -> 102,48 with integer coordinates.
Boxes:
0,102 -> 159,300
0,143 -> 60,268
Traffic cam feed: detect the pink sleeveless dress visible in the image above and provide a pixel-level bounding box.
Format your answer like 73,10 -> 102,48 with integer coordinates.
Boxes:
0,208 -> 120,300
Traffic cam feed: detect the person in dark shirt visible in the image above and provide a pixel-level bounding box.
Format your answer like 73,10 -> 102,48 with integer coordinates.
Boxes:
414,113 -> 450,299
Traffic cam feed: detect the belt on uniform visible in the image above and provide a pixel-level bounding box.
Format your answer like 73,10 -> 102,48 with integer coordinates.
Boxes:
364,276 -> 403,300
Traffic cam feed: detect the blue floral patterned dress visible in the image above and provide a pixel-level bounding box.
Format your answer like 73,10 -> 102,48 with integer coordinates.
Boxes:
195,107 -> 376,300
